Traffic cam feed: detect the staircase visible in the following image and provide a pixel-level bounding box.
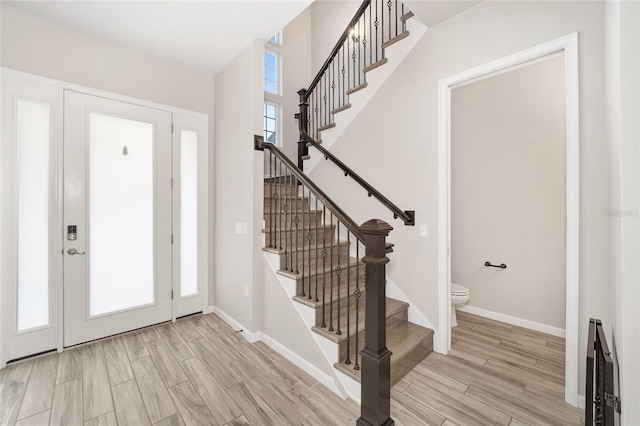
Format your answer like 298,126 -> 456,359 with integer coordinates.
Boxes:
257,0 -> 432,424
260,175 -> 433,391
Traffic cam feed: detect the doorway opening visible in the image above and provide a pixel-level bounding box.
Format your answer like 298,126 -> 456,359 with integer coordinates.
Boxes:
437,33 -> 580,406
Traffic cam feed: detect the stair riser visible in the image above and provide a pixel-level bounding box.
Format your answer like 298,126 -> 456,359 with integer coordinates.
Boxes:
312,293 -> 364,329
277,243 -> 351,273
264,227 -> 335,247
338,310 -> 408,361
289,263 -> 364,287
264,183 -> 303,197
263,198 -> 310,211
388,338 -> 434,387
263,211 -> 324,230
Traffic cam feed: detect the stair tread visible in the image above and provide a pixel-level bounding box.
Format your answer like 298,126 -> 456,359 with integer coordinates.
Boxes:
277,257 -> 362,280
264,209 -> 322,216
292,287 -> 365,310
263,240 -> 349,256
262,224 -> 334,233
310,297 -> 408,344
334,321 -> 434,383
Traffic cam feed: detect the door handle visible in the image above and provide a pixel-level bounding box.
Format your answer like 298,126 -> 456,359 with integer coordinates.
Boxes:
67,248 -> 86,255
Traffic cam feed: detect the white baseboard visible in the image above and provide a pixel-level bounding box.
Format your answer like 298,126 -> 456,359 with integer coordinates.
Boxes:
203,305 -> 215,314
211,306 -> 261,343
207,305 -> 348,398
457,305 -> 566,338
576,393 -> 585,410
259,333 -> 345,397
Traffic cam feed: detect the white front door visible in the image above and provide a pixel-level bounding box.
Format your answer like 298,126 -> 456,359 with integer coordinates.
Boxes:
63,91 -> 173,346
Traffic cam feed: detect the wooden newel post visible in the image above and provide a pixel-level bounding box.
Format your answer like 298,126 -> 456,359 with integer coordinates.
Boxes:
357,219 -> 394,426
296,88 -> 309,170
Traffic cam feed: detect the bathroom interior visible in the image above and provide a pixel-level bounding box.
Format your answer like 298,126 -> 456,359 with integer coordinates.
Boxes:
449,53 -> 568,340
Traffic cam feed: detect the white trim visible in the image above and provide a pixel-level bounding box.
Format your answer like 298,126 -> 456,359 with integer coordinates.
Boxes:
437,33 -> 580,406
0,68 -> 209,366
385,277 -> 435,331
259,333 -> 346,397
457,305 -> 566,338
211,306 -> 261,343
577,393 -> 586,410
203,305 -> 215,315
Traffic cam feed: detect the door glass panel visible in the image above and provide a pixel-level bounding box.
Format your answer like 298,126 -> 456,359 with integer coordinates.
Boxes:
17,100 -> 50,331
89,113 -> 154,316
180,130 -> 198,297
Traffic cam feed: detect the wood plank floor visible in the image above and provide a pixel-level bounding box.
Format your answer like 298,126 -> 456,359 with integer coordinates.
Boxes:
0,311 -> 583,426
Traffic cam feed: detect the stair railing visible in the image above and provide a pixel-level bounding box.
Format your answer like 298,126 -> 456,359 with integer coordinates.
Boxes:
302,133 -> 414,226
295,0 -> 414,167
586,318 -> 621,425
256,135 -> 395,426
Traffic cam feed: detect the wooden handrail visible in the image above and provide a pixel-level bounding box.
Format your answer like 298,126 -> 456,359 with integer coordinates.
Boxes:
302,0 -> 372,101
255,135 -> 365,242
302,132 -> 415,226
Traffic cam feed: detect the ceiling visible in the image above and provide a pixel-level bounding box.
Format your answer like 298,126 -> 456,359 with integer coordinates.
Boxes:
402,0 -> 480,28
2,0 -> 314,74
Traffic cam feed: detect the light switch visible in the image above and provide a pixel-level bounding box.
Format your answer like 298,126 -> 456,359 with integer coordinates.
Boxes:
420,225 -> 428,237
236,223 -> 248,234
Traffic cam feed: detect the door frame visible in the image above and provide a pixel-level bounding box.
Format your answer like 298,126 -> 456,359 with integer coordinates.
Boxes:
436,33 -> 580,406
0,68 -> 209,367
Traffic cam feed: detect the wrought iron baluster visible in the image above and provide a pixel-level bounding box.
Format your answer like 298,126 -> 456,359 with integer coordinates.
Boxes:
323,74 -> 327,127
388,0 -> 392,40
369,5 -> 373,66
283,167 -> 289,271
381,0 -> 385,45
357,19 -> 361,86
307,188 -> 313,300
301,181 -> 305,293
354,241 -> 361,370
375,0 -> 379,62
278,161 -> 283,250
294,177 -> 300,276
351,28 -> 357,89
345,231 -> 351,364
395,0 -> 398,37
269,151 -> 273,248
314,196 -> 319,302
336,223 -> 342,336
289,169 -> 294,273
363,13 -> 368,69
321,205 -> 327,328
331,61 -> 335,112
328,211 -> 334,332
341,47 -> 346,102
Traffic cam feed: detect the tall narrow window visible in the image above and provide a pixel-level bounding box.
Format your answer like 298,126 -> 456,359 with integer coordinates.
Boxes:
264,102 -> 278,144
17,100 -> 51,331
264,33 -> 282,146
264,50 -> 278,94
180,130 -> 198,297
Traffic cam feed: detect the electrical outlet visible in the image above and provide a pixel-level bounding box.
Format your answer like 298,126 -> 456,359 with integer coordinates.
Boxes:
420,225 -> 428,237
244,285 -> 249,297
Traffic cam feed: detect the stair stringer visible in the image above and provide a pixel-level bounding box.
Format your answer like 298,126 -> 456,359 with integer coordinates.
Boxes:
262,250 -> 362,401
305,17 -> 427,174
385,276 -> 435,334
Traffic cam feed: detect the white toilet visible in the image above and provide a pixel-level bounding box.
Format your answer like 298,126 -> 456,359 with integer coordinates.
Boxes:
451,282 -> 470,327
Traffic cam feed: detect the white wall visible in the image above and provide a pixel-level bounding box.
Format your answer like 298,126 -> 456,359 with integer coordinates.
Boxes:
607,0 -> 640,424
451,55 -> 567,330
213,40 -> 264,331
0,5 -> 217,305
281,6 -> 313,161
310,0 -> 361,73
308,0 -> 609,401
